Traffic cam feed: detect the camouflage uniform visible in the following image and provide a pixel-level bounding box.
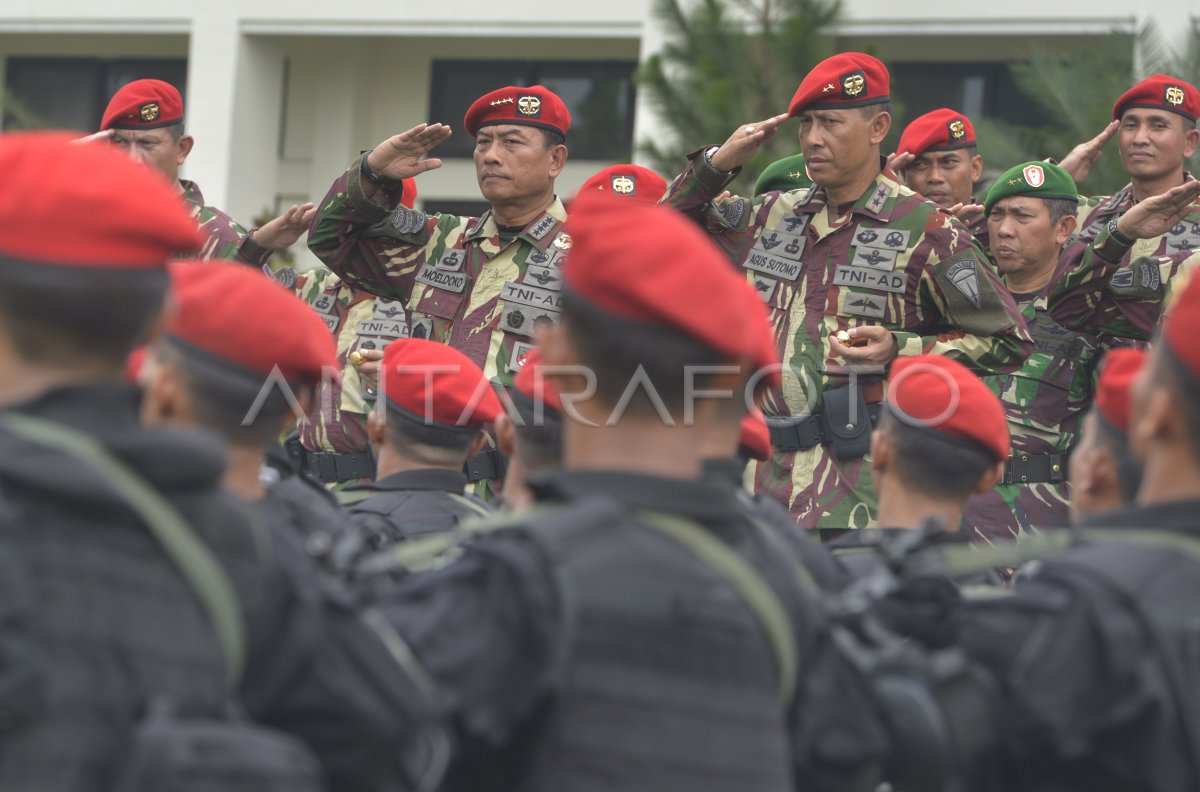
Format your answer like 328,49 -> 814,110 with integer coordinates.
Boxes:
963,276 -> 1100,540
308,154 -> 568,389
180,179 -> 274,269
665,154 -> 1032,531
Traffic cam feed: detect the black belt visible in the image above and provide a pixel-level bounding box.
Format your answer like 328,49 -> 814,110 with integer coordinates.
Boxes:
1003,452 -> 1068,485
465,448 -> 507,482
306,450 -> 376,483
767,404 -> 881,452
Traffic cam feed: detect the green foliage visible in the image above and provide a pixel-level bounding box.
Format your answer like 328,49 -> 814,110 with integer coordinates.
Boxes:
0,90 -> 47,130
636,0 -> 841,193
975,25 -> 1200,197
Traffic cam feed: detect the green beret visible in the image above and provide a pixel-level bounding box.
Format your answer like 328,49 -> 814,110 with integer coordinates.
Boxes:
983,161 -> 1077,215
753,153 -> 813,196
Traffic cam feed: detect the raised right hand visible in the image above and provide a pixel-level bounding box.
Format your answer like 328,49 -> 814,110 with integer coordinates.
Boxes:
365,123 -> 453,182
709,114 -> 790,173
1058,120 -> 1119,184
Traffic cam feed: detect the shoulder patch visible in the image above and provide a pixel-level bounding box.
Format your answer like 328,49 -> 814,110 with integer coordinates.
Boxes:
265,264 -> 296,290
391,206 -> 428,236
930,250 -> 1014,335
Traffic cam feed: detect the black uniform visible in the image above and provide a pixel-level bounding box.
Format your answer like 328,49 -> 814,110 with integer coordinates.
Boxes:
376,469 -> 889,792
0,385 -> 439,792
958,500 -> 1200,791
261,441 -> 351,541
702,456 -> 850,593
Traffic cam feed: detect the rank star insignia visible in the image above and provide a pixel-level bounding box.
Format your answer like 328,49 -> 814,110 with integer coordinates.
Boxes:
1166,85 -> 1186,106
139,102 -> 160,122
948,119 -> 966,139
788,171 -> 803,180
489,97 -> 514,107
611,175 -> 635,194
517,95 -> 542,116
822,83 -> 836,93
842,71 -> 866,98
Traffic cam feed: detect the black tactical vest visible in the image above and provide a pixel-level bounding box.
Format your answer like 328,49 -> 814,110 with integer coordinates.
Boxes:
508,502 -> 797,792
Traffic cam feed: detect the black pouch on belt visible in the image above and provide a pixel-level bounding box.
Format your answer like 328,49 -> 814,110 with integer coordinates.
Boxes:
820,384 -> 873,460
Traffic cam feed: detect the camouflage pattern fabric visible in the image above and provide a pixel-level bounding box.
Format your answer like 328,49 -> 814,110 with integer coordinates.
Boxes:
180,179 -> 274,268
963,285 -> 1100,542
1050,222 -> 1200,344
664,152 -> 1032,531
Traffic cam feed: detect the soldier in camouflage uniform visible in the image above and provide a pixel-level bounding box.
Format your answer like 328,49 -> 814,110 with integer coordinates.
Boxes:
663,52 -> 1031,532
93,79 -> 313,271
308,85 -> 574,492
960,162 -> 1099,539
892,108 -> 989,251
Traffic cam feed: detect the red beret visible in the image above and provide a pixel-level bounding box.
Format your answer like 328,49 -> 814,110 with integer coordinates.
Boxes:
1094,348 -> 1146,434
102,79 -> 185,130
124,346 -> 147,383
576,165 -> 667,204
513,347 -> 562,413
788,52 -> 890,116
166,260 -> 336,385
399,177 -> 418,209
0,131 -> 199,268
464,85 -> 570,138
1113,74 -> 1200,123
738,408 -> 771,462
380,338 -> 502,428
897,108 -> 975,159
563,191 -> 767,374
1163,272 -> 1200,382
886,355 -> 1009,463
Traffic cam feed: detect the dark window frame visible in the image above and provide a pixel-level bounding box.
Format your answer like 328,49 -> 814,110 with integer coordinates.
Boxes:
428,59 -> 637,161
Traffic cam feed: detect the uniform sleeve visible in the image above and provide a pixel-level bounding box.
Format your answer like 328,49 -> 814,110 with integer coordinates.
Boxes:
307,155 -> 437,302
375,531 -> 561,750
892,222 -> 1032,375
661,149 -> 766,263
957,574 -> 1146,785
240,521 -> 444,792
1047,226 -> 1153,341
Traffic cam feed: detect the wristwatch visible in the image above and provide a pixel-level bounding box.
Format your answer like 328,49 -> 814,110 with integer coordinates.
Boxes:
702,145 -> 730,176
1108,218 -> 1135,247
359,149 -> 393,186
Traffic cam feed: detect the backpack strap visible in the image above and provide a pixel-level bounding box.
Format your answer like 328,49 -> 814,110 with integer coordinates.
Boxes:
0,413 -> 245,684
634,510 -> 798,706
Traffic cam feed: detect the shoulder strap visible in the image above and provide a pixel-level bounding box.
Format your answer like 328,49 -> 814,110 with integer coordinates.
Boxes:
446,492 -> 492,519
336,487 -> 379,508
0,413 -> 245,684
634,510 -> 798,706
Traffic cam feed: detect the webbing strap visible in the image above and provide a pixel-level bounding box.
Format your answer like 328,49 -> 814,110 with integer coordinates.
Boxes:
0,413 -> 245,683
635,510 -> 798,706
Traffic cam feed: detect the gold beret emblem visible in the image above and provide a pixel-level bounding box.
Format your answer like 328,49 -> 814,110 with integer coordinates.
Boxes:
949,119 -> 966,139
1166,85 -> 1186,107
611,175 -> 635,194
517,95 -> 542,116
843,74 -> 865,98
140,102 -> 161,122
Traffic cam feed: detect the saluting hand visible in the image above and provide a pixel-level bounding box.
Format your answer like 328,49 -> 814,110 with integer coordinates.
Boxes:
251,202 -> 317,251
1115,180 -> 1200,241
73,129 -> 114,145
1058,120 -> 1119,184
710,114 -> 790,173
365,123 -> 452,183
886,150 -> 915,175
946,202 -> 985,221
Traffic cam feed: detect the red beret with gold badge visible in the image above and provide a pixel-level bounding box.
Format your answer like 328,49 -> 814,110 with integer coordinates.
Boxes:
887,354 -> 1009,463
576,165 -> 668,204
1113,74 -> 1200,123
897,108 -> 976,158
788,52 -> 890,116
380,338 -> 502,429
102,79 -> 185,131
0,131 -> 199,268
464,85 -> 571,138
167,260 -> 336,385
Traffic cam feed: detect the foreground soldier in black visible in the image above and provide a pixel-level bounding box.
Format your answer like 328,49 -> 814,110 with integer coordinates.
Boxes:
0,133 -> 441,792
950,274 -> 1200,789
374,194 -> 889,792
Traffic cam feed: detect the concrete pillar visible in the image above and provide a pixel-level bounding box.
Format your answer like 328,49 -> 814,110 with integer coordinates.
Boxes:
184,0 -> 285,225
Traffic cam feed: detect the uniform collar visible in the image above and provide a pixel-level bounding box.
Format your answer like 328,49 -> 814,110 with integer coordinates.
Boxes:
527,469 -> 745,526
179,179 -> 203,209
794,161 -> 902,222
354,467 -> 468,494
463,196 -> 568,247
1079,498 -> 1200,535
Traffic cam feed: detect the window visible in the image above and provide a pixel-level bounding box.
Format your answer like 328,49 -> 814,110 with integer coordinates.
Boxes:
429,60 -> 637,161
3,57 -> 187,131
890,62 -> 1050,128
